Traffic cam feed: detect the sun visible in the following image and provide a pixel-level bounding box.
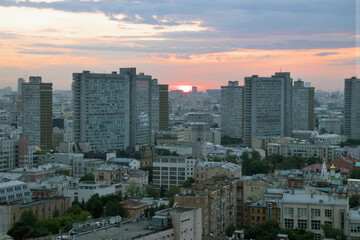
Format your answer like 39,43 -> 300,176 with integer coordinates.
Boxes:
177,85 -> 192,92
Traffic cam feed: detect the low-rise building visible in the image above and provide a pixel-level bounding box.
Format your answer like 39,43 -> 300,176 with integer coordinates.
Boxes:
0,181 -> 32,203
106,157 -> 140,169
73,207 -> 202,240
280,193 -> 348,240
92,165 -> 122,185
247,199 -> 281,226
63,181 -> 120,202
73,158 -> 103,178
153,156 -> 196,189
10,163 -> 72,182
268,142 -> 342,161
121,200 -> 148,220
194,161 -> 242,182
0,197 -> 71,233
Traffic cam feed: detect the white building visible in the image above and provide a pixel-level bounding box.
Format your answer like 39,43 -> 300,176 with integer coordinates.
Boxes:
73,158 -> 104,178
267,142 -> 342,161
0,181 -> 32,203
63,181 -> 120,202
153,156 -> 197,189
0,137 -> 15,172
106,157 -> 140,170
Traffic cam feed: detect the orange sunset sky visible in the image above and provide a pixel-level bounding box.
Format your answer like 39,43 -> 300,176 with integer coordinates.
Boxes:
0,0 -> 359,91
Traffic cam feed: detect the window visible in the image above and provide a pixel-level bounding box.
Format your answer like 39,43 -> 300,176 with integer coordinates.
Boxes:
285,207 -> 294,215
325,221 -> 332,227
311,209 -> 320,217
298,220 -> 307,229
314,233 -> 321,240
298,208 -> 307,216
311,220 -> 321,230
325,209 -> 332,218
284,219 -> 294,228
351,223 -> 360,233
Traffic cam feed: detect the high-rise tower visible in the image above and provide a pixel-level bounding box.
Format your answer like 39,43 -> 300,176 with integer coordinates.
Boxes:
244,72 -> 292,146
22,76 -> 53,150
344,77 -> 360,139
221,81 -> 244,139
292,79 -> 315,130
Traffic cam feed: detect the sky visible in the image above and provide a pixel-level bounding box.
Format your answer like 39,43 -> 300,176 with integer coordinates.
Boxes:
0,0 -> 358,91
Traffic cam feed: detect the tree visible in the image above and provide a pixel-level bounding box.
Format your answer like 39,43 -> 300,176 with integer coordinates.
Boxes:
20,209 -> 38,227
145,185 -> 160,199
166,186 -> 180,206
350,194 -> 360,208
116,149 -> 126,157
104,201 -> 128,217
322,224 -> 347,240
52,209 -> 60,218
80,173 -> 95,182
125,183 -> 143,199
86,194 -> 103,218
320,128 -> 328,134
226,225 -> 236,237
181,178 -> 195,188
349,169 -> 360,179
8,221 -> 32,240
55,169 -> 70,176
141,166 -> 153,184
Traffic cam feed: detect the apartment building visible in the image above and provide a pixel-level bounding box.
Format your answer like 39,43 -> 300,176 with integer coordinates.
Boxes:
73,158 -> 104,178
247,199 -> 281,226
174,177 -> 237,237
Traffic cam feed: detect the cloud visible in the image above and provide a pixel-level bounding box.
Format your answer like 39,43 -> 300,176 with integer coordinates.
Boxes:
328,57 -> 360,66
315,52 -> 339,56
17,48 -> 65,55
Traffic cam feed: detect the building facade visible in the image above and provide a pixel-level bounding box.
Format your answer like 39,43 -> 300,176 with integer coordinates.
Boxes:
174,177 -> 237,237
22,76 -> 53,150
280,193 -> 348,240
344,77 -> 360,139
72,71 -> 131,151
153,156 -> 196,189
244,72 -> 292,146
151,79 -> 169,131
292,79 -> 314,130
0,137 -> 15,171
267,142 -> 341,161
221,81 -> 244,139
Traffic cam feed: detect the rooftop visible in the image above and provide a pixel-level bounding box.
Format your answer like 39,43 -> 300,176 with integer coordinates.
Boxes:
0,180 -> 26,188
282,193 -> 347,206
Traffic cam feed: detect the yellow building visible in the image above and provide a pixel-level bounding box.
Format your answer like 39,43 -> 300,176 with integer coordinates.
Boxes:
121,200 -> 148,220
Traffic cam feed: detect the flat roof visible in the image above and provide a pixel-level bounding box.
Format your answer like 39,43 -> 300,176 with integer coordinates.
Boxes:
282,193 -> 347,206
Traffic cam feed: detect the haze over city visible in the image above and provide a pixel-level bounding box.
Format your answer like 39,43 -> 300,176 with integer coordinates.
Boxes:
0,0 -> 358,91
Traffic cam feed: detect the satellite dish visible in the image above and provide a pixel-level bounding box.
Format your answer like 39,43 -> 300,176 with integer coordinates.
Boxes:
116,215 -> 122,223
110,217 -> 116,224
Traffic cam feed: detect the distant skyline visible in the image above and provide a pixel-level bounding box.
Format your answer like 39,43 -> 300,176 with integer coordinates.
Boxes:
0,0 -> 358,91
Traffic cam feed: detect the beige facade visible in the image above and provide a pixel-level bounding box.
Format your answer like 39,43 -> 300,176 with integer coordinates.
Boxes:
174,177 -> 237,237
236,178 -> 267,228
121,200 -> 148,220
194,161 -> 242,183
280,193 -> 348,240
0,197 -> 71,233
252,136 -> 293,150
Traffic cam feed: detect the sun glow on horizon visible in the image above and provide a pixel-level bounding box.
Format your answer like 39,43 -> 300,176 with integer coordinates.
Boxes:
175,85 -> 192,92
